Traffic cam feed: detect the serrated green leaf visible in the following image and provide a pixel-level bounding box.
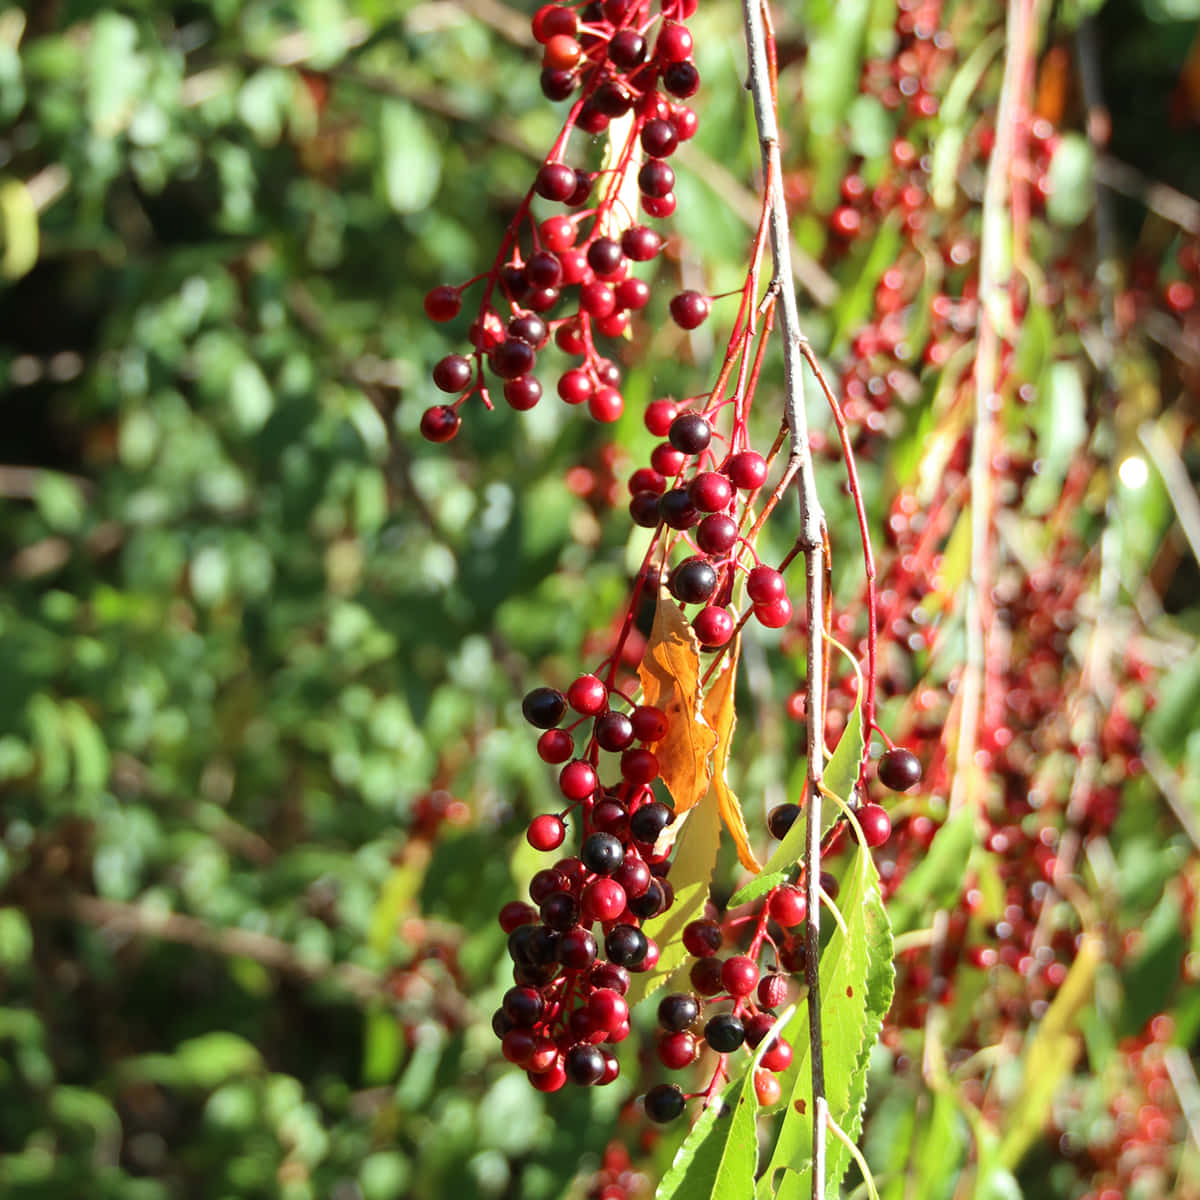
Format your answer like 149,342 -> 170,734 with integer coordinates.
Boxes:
758,844 -> 893,1199
887,808 -> 975,936
656,1056 -> 759,1200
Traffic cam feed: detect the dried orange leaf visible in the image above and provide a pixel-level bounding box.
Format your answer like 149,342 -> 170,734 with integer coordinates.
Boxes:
703,642 -> 761,873
638,587 -> 717,817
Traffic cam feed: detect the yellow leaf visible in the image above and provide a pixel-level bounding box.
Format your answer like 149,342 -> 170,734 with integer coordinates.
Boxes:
638,587 -> 717,817
703,643 -> 761,873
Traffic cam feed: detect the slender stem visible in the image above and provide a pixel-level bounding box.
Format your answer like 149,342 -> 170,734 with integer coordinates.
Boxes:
740,0 -> 829,1193
951,0 -> 1032,813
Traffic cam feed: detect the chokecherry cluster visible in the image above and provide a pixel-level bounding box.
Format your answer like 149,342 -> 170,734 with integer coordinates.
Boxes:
491,674 -> 678,1091
421,0 -> 707,442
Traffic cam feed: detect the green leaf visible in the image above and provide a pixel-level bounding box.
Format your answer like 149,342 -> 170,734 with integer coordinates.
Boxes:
887,808 -> 975,935
0,177 -> 38,280
626,783 -> 722,1008
656,1060 -> 759,1200
381,101 -> 441,214
758,843 -> 894,1198
1046,133 -> 1095,227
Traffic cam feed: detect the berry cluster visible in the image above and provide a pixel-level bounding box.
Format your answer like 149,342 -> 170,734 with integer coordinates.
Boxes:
490,676 -> 678,1091
421,0 -> 706,441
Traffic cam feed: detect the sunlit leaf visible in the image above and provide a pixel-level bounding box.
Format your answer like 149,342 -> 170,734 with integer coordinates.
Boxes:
704,642 -> 760,872
638,587 -> 718,817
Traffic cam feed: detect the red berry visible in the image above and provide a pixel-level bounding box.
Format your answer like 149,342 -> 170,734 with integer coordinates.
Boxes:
529,1058 -> 568,1091
532,4 -> 577,42
747,566 -> 787,603
537,728 -> 574,763
620,747 -> 659,784
567,674 -> 608,715
768,885 -> 806,927
656,21 -> 694,62
726,450 -> 768,490
558,368 -> 593,405
589,387 -> 624,423
424,286 -> 461,322
697,513 -> 738,555
587,987 -> 630,1031
622,225 -> 662,262
754,597 -> 793,628
420,405 -> 461,443
645,399 -> 678,436
540,215 -> 575,250
630,705 -> 669,742
721,955 -> 759,996
754,1068 -> 782,1106
527,813 -> 566,851
858,803 -> 891,847
582,878 -> 627,923
657,1031 -> 697,1069
641,191 -> 676,218
689,471 -> 733,512
669,290 -> 711,330
580,281 -> 617,318
831,206 -> 862,238
693,605 -> 733,647
758,973 -> 789,1008
543,34 -> 581,71
559,759 -> 598,800
761,1038 -> 793,1072
498,901 -> 538,932
536,160 -> 577,201
503,376 -> 541,410
682,918 -> 722,957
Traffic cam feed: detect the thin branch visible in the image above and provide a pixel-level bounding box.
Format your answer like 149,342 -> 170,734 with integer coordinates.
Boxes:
740,0 -> 830,1193
1140,419 -> 1200,569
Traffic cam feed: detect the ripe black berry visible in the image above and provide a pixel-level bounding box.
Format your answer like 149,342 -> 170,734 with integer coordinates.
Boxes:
522,686 -> 567,729
704,1013 -> 745,1052
490,339 -> 536,380
587,237 -> 625,277
638,159 -> 675,198
682,919 -> 723,957
594,711 -> 635,752
669,557 -> 718,604
607,29 -> 647,69
433,354 -> 472,392
629,801 -> 672,843
605,923 -> 649,967
560,926 -> 598,969
663,60 -> 700,98
878,747 -> 922,791
536,161 -> 576,201
565,1043 -> 607,1086
629,878 -> 668,919
502,986 -> 544,1026
644,1083 -> 686,1123
657,992 -> 700,1032
540,891 -> 580,930
669,413 -> 712,454
659,487 -> 700,530
767,802 -> 801,839
508,314 -> 549,347
581,832 -> 625,876
641,118 -> 679,158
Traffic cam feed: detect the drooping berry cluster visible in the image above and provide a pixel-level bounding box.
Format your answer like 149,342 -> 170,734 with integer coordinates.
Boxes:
491,675 -> 678,1091
421,0 -> 705,441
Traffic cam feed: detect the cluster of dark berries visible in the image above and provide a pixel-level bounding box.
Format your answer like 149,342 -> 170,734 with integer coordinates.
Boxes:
491,675 -> 677,1091
622,406 -> 790,644
421,0 -> 706,442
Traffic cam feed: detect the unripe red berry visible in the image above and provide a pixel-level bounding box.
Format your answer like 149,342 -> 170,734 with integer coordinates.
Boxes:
560,759 -> 598,800
537,728 -> 574,763
754,1068 -> 782,1106
643,192 -> 676,218
657,1031 -> 697,1069
503,376 -> 541,410
747,566 -> 787,603
689,470 -> 733,512
582,878 -> 627,923
768,885 -> 806,927
858,803 -> 892,847
656,21 -> 694,62
831,205 -> 862,238
620,747 -> 659,784
558,368 -> 593,405
721,955 -> 759,996
540,215 -> 575,250
498,901 -> 538,932
527,813 -> 566,851
638,159 -> 675,198
754,597 -> 793,628
645,398 -> 678,435
630,705 -> 669,742
532,4 -> 577,42
587,987 -> 630,1031
622,225 -> 663,262
682,918 -> 722,957
543,34 -> 581,71
693,605 -> 733,647
760,1038 -> 793,1072
529,1058 -> 568,1091
589,386 -> 624,423
567,674 -> 608,715
726,450 -> 768,490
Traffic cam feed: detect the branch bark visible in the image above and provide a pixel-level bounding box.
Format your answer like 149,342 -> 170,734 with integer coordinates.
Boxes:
740,0 -> 830,1192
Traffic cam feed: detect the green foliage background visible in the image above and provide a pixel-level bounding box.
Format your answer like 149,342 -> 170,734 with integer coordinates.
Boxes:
1,0 -> 1198,1198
